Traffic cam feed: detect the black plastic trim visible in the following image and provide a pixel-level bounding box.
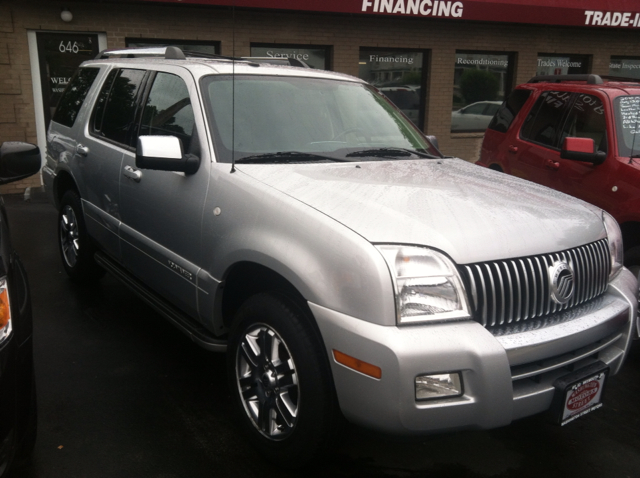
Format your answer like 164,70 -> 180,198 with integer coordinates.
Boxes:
94,251 -> 227,352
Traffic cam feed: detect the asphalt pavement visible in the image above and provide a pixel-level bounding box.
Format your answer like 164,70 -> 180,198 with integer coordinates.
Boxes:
4,190 -> 640,478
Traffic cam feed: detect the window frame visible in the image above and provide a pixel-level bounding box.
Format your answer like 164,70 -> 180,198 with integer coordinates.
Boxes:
358,47 -> 429,130
452,50 -> 516,133
250,42 -> 332,70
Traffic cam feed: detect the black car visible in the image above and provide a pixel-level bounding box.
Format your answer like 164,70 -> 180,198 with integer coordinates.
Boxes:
0,142 -> 41,476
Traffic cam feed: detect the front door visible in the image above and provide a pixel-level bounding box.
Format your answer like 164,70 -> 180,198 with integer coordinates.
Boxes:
119,68 -> 210,320
510,90 -> 573,184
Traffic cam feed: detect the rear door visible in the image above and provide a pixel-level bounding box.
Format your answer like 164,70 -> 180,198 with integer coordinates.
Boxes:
119,67 -> 210,319
81,67 -> 148,260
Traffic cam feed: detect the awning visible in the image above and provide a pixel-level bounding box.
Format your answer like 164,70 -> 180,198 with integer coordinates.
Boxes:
137,0 -> 640,28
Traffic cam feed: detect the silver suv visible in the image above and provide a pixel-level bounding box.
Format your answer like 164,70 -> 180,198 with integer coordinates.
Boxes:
43,47 -> 638,466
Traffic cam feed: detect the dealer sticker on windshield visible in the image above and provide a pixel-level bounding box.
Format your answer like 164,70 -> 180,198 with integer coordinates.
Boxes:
553,362 -> 609,426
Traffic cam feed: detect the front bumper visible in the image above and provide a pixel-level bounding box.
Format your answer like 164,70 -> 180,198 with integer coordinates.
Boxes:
311,268 -> 637,434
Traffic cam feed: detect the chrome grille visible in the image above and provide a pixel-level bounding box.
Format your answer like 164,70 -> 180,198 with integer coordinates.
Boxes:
459,239 -> 610,328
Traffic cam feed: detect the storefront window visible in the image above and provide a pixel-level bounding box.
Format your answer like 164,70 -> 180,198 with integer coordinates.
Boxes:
126,38 -> 220,56
250,44 -> 330,70
36,32 -> 100,128
359,49 -> 426,128
609,57 -> 640,80
536,54 -> 589,76
452,51 -> 511,132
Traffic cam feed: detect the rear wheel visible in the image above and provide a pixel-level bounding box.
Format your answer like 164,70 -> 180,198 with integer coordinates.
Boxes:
227,293 -> 341,468
58,190 -> 104,282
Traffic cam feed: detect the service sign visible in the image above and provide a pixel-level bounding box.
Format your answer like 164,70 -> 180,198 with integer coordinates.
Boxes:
136,0 -> 640,29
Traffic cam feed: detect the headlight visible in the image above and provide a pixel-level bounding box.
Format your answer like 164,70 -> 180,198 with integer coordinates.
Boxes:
376,245 -> 470,325
602,211 -> 623,279
0,278 -> 12,345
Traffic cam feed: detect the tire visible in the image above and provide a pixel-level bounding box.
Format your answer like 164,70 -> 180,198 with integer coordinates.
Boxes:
227,293 -> 342,468
58,190 -> 105,282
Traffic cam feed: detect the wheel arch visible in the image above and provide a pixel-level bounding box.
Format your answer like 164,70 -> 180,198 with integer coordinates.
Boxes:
52,170 -> 80,209
217,261 -> 313,332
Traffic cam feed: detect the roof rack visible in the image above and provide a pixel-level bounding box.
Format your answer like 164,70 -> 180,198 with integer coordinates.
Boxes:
95,47 -> 311,67
96,46 -> 253,62
528,74 -> 604,85
241,57 -> 311,68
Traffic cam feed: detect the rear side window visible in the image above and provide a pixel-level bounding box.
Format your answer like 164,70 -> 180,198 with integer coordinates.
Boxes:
520,91 -> 572,148
488,89 -> 531,133
52,67 -> 100,128
91,68 -> 146,147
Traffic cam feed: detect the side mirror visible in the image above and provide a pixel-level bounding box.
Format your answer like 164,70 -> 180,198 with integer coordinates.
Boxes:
560,137 -> 606,165
136,135 -> 200,174
426,135 -> 439,151
0,142 -> 41,185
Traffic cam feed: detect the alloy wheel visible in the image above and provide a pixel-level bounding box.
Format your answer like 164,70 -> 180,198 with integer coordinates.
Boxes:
60,205 -> 80,268
235,323 -> 300,440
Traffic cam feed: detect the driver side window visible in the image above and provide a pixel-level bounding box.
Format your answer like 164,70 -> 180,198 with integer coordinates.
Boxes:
560,94 -> 607,153
139,72 -> 195,152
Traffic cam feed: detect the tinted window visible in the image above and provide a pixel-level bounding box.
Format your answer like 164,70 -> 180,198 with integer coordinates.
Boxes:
488,89 -> 531,133
52,67 -> 100,128
139,72 -> 195,152
92,68 -> 146,146
560,94 -> 607,152
521,91 -> 572,147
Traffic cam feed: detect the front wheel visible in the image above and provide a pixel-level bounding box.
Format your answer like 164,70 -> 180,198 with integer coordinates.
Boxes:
227,293 -> 341,467
58,190 -> 104,282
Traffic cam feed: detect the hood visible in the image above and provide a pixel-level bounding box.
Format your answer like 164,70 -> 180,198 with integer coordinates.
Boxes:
238,158 -> 605,265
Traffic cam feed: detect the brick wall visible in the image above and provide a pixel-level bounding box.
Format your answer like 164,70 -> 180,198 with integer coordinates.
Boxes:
1,1 -> 637,193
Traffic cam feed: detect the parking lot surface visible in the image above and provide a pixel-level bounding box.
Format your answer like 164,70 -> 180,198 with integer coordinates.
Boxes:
4,192 -> 640,478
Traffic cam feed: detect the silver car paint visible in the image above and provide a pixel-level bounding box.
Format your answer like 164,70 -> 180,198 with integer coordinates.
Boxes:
312,269 -> 636,434
238,159 -> 606,264
43,57 -> 639,435
199,163 -> 397,328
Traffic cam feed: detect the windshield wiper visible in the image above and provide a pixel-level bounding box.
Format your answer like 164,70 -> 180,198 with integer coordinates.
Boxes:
235,151 -> 345,164
345,147 -> 438,159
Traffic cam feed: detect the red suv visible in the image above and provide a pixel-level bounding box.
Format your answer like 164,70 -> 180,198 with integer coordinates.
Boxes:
478,74 -> 640,272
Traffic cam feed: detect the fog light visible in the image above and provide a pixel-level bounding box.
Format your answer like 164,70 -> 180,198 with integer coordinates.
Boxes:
415,373 -> 462,401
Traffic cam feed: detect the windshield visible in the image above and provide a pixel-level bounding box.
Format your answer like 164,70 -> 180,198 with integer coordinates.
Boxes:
614,95 -> 640,157
201,75 -> 440,163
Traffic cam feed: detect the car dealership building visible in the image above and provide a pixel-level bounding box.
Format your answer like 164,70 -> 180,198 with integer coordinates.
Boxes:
1,0 -> 639,192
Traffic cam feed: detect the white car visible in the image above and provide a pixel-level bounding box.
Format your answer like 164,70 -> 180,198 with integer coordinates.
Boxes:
452,100 -> 502,132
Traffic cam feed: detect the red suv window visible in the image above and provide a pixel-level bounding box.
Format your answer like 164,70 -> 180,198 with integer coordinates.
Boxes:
520,91 -> 572,148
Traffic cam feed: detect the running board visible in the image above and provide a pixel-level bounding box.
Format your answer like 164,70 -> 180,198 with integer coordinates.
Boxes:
94,252 -> 227,352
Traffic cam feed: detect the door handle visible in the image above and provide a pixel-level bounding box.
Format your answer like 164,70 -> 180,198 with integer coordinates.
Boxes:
123,165 -> 142,182
76,144 -> 89,156
545,159 -> 560,170
508,145 -> 518,154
